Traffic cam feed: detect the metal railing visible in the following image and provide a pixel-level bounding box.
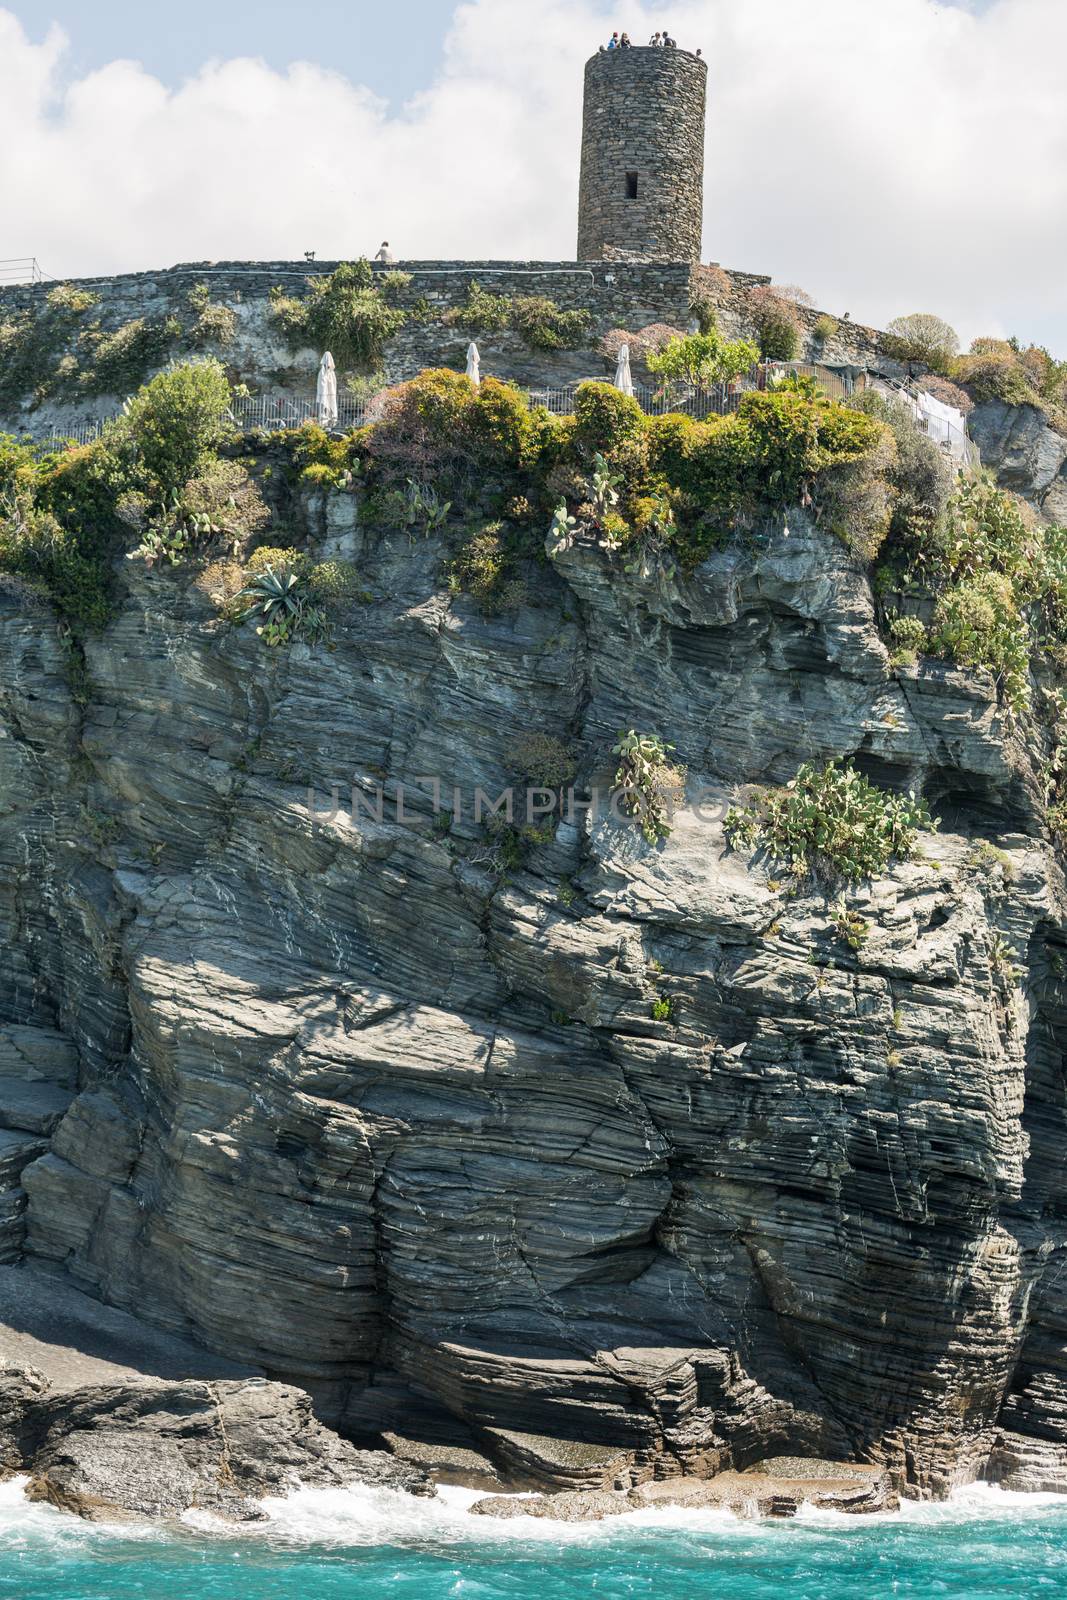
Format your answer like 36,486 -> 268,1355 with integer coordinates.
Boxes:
529,382 -> 747,418
38,418 -> 112,449
234,394 -> 373,432
0,258 -> 51,286
860,375 -> 977,468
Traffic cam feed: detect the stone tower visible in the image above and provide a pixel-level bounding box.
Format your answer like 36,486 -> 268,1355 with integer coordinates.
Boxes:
577,46 -> 707,262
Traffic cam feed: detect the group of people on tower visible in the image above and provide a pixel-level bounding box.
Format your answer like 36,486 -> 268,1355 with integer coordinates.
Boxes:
601,30 -> 697,52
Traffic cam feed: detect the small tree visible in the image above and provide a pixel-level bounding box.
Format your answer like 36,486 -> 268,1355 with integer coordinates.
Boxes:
646,331 -> 759,391
883,314 -> 959,374
121,359 -> 231,492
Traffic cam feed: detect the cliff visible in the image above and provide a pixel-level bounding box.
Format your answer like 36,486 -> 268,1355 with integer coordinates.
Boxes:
2,368 -> 1067,1505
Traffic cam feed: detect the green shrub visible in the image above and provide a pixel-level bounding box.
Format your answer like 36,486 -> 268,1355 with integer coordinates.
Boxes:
78,316 -> 183,396
0,500 -> 113,629
572,382 -> 646,455
725,761 -> 935,882
646,330 -> 759,388
443,281 -> 512,335
508,295 -> 591,352
179,459 -> 269,547
45,284 -> 99,316
885,611 -> 928,667
378,270 -> 414,303
812,315 -> 837,345
748,288 -> 801,361
468,378 -> 542,469
287,421 -> 356,487
23,432 -> 135,625
931,571 -> 1030,711
187,284 -> 237,348
0,433 -> 40,499
121,359 -> 232,492
307,559 -> 361,600
848,390 -> 954,547
953,351 -> 1037,409
882,313 -> 959,374
441,283 -> 589,350
365,369 -> 549,492
508,732 -> 578,789
448,525 -> 525,612
270,261 -> 407,370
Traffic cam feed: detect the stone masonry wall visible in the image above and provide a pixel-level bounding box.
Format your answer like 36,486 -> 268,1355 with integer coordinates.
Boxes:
578,48 -> 707,262
0,259 -> 693,435
0,256 -> 890,438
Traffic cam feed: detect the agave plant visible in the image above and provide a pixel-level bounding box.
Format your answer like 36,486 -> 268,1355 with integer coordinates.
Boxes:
404,479 -> 451,536
238,565 -> 306,642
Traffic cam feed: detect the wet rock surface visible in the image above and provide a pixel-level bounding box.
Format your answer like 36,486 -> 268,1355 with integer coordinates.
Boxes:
2,502 -> 1067,1502
22,1376 -> 431,1521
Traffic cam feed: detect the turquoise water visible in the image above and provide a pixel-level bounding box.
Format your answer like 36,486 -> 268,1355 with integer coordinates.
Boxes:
3,1479 -> 1067,1600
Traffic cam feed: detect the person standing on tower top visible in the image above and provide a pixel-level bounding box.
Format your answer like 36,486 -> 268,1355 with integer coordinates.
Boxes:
649,30 -> 662,45
607,31 -> 619,49
374,242 -> 395,263
619,32 -> 632,46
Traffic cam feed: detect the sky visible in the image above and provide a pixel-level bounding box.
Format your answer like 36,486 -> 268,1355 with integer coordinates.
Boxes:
1,0 -> 1062,351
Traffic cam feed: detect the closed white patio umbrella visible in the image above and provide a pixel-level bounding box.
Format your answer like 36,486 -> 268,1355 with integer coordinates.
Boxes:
614,342 -> 635,397
316,351 -> 338,428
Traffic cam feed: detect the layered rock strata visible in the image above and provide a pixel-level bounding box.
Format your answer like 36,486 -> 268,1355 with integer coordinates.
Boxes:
2,485 -> 1067,1500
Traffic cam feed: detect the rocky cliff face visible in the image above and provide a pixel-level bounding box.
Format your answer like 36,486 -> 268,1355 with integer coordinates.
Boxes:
3,476 -> 1067,1500
968,399 -> 1067,524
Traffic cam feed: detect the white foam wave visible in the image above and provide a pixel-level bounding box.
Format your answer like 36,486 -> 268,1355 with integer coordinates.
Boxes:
0,1475 -> 161,1549
257,1475 -> 1067,1548
257,1480 -> 759,1548
3,1464 -> 1067,1555
791,1478 -> 1067,1530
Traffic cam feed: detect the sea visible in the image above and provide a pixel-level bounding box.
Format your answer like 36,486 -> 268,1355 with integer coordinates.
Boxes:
2,1476 -> 1066,1599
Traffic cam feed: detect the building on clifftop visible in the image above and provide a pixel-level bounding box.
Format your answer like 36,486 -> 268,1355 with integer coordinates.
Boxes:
578,45 -> 707,263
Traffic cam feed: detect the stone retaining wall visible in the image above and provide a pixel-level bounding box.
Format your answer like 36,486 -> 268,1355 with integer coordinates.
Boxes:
0,257 -> 888,435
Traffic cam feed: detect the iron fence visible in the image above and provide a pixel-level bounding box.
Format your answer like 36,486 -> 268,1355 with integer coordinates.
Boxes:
528,382 -> 748,419
234,394 -> 373,432
0,258 -> 51,286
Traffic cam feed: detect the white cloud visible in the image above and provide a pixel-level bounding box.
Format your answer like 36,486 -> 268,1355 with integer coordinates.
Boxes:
2,0 -> 1064,349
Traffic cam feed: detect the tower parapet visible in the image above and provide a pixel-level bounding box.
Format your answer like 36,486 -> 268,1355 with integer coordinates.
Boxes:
577,47 -> 707,263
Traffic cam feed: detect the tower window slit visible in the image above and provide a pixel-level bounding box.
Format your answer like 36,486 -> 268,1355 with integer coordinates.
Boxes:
625,172 -> 639,199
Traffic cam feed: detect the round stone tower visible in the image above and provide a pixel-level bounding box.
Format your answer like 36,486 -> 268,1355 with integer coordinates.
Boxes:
577,47 -> 707,262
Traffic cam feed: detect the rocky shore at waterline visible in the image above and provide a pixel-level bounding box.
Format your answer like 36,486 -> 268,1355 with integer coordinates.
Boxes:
471,1458 -> 899,1521
0,1265 -> 429,1523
